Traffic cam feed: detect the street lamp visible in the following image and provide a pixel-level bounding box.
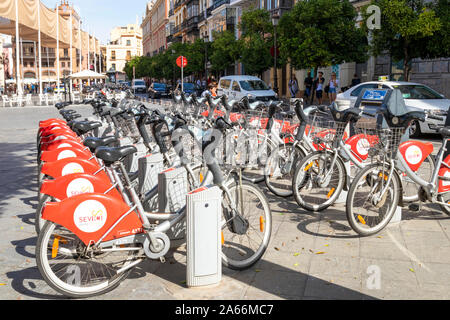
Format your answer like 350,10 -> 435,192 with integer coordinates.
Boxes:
272,12 -> 280,96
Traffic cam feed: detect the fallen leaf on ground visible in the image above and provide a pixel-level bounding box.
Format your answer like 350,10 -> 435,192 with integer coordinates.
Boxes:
274,247 -> 280,251
316,252 -> 326,255
324,244 -> 329,247
309,249 -> 314,253
409,268 -> 415,273
294,263 -> 299,267
293,253 -> 300,257
0,283 -> 6,286
255,269 -> 261,273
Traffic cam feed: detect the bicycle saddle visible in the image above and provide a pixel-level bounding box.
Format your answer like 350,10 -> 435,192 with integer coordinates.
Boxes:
55,102 -> 71,110
95,146 -> 137,165
73,121 -> 102,135
83,136 -> 118,152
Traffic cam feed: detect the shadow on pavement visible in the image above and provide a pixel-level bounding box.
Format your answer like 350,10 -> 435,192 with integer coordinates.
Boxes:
0,142 -> 38,217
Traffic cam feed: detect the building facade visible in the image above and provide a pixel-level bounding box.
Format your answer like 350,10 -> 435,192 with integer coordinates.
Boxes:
106,24 -> 143,81
141,0 -> 449,98
142,1 -> 153,57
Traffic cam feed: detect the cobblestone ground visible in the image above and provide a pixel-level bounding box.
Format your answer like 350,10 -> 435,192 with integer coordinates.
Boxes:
1,105 -> 450,300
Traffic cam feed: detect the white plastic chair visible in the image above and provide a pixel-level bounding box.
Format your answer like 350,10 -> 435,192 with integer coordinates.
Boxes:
39,93 -> 49,106
72,92 -> 82,104
1,95 -> 12,107
10,95 -> 19,107
25,94 -> 33,106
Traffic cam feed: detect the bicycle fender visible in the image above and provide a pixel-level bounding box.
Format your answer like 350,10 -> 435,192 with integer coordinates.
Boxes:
399,141 -> 434,172
41,158 -> 107,181
39,119 -> 66,128
39,124 -> 71,136
40,173 -> 121,201
42,193 -> 144,245
40,132 -> 80,144
438,155 -> 450,193
42,140 -> 86,152
40,147 -> 93,163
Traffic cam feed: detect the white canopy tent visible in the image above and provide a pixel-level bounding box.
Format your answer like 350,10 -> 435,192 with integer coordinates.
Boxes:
69,70 -> 107,80
70,70 -> 106,92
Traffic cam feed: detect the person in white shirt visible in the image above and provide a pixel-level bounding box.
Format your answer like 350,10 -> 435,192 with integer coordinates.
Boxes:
328,72 -> 339,102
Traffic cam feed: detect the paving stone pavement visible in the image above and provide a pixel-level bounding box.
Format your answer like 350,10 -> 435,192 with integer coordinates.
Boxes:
1,105 -> 450,300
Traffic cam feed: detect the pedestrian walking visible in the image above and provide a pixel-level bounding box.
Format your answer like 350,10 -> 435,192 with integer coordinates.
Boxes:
315,72 -> 325,105
328,72 -> 339,102
304,73 -> 313,102
288,76 -> 299,99
351,73 -> 361,87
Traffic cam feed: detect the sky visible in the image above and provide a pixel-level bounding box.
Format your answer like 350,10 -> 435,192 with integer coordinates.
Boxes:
41,0 -> 149,44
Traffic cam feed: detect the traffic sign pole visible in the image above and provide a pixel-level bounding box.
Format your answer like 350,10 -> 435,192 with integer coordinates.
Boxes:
181,57 -> 184,93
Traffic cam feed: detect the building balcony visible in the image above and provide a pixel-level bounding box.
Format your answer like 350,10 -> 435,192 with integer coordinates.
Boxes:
213,0 -> 230,10
169,8 -> 174,17
173,24 -> 181,35
174,0 -> 186,11
186,16 -> 199,33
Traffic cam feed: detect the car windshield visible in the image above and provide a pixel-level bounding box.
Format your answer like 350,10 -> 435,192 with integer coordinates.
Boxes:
239,80 -> 269,91
134,81 -> 145,86
153,83 -> 166,89
393,85 -> 444,100
183,83 -> 195,90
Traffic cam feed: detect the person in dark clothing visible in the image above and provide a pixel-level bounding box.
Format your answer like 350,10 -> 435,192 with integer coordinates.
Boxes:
351,74 -> 361,87
304,74 -> 313,101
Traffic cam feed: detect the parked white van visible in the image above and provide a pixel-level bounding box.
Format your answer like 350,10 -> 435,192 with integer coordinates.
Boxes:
131,79 -> 147,94
217,75 -> 277,103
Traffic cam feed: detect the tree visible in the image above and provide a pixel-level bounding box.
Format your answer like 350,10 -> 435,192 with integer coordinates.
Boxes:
210,30 -> 240,76
363,0 -> 443,81
238,8 -> 273,77
278,0 -> 368,78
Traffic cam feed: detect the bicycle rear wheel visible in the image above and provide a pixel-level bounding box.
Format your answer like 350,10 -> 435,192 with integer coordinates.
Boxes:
346,163 -> 401,236
221,180 -> 272,270
36,222 -> 141,298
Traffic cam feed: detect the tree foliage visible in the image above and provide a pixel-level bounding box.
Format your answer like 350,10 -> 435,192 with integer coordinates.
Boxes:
238,8 -> 273,77
210,30 -> 240,75
278,0 -> 368,77
363,0 -> 444,80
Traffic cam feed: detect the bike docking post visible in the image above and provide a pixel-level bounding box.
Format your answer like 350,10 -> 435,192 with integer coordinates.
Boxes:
158,166 -> 188,247
186,185 -> 222,288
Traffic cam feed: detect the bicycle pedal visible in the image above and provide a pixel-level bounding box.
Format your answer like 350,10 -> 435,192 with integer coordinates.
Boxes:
408,204 -> 420,212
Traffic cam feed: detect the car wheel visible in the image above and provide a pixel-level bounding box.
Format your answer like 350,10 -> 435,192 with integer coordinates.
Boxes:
410,120 -> 422,138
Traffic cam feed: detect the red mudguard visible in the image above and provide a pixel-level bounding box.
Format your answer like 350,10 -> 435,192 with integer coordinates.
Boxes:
41,158 -> 108,181
41,139 -> 86,152
438,155 -> 450,193
39,119 -> 66,128
399,141 -> 434,172
40,131 -> 79,144
42,193 -> 144,245
39,124 -> 71,136
40,173 -> 122,201
40,147 -> 93,163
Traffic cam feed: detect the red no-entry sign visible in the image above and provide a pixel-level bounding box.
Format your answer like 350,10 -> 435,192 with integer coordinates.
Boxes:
176,56 -> 188,68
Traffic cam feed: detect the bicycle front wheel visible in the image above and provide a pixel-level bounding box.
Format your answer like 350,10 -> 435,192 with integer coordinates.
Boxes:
292,151 -> 346,212
221,180 -> 272,270
36,222 -> 141,298
346,163 -> 401,236
265,143 -> 306,198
